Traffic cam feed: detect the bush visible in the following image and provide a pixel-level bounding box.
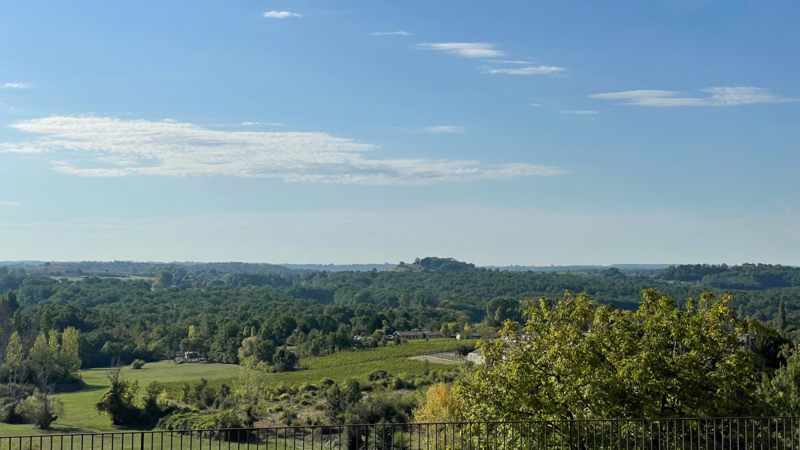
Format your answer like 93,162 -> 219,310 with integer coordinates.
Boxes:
131,359 -> 146,370
157,410 -> 252,440
392,377 -> 406,390
278,393 -> 291,401
17,390 -> 64,429
95,369 -> 141,425
0,398 -> 25,424
368,369 -> 390,381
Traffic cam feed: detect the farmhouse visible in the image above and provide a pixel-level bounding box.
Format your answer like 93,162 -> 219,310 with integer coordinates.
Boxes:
391,330 -> 445,340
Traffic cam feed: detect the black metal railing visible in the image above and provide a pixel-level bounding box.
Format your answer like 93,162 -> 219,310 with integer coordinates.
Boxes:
1,418 -> 800,450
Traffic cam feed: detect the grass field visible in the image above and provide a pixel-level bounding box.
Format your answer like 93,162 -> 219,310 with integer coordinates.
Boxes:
0,361 -> 239,437
0,340 -> 471,439
161,339 -> 474,395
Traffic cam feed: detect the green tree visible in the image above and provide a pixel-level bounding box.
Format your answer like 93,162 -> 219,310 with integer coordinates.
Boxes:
776,300 -> 788,337
29,332 -> 57,388
17,389 -> 63,429
59,327 -> 82,375
95,368 -> 141,425
345,379 -> 362,406
324,384 -> 348,424
153,270 -> 174,289
4,332 -> 25,397
758,345 -> 800,415
273,348 -> 298,372
457,290 -> 760,421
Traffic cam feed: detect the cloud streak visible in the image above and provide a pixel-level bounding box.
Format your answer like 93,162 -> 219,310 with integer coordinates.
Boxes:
240,122 -> 284,127
263,11 -> 302,18
0,201 -> 21,206
485,65 -> 565,76
1,116 -> 564,185
371,31 -> 412,36
591,87 -> 796,107
414,43 -> 503,58
560,110 -> 598,115
414,126 -> 466,133
2,83 -> 32,89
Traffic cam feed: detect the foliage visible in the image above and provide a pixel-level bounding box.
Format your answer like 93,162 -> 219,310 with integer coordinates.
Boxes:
94,368 -> 141,425
413,382 -> 461,423
457,290 -> 761,420
758,345 -> 800,415
131,359 -> 146,370
16,389 -> 63,429
272,348 -> 299,372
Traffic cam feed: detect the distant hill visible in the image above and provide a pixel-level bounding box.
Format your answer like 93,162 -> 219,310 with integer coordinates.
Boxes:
486,264 -> 673,273
281,263 -> 396,272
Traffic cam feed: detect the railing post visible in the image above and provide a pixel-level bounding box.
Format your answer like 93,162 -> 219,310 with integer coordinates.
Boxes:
140,433 -> 145,450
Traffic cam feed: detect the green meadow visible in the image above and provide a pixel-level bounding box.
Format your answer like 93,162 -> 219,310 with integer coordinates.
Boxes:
0,340 -> 470,438
0,361 -> 239,437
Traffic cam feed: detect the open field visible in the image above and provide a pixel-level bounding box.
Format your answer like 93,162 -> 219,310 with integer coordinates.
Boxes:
161,340 -> 474,395
0,361 -> 239,437
0,340 -> 472,438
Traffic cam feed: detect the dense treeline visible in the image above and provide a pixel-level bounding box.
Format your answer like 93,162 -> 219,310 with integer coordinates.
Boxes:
1,260 -> 800,372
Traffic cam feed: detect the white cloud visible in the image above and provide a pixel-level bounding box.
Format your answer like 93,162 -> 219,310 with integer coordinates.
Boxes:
414,43 -> 503,58
414,126 -> 466,134
371,31 -> 412,36
530,103 -> 542,107
486,60 -> 534,65
1,116 -> 563,185
591,87 -> 796,107
2,83 -> 32,89
0,201 -> 21,206
702,87 -> 796,106
241,122 -> 284,127
263,11 -> 302,18
486,66 -> 565,76
560,110 -> 598,115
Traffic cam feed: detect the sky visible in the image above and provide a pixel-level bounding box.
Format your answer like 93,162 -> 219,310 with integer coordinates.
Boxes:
0,0 -> 799,265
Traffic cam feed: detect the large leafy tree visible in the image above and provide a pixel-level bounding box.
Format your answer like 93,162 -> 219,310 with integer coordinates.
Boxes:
457,290 -> 761,420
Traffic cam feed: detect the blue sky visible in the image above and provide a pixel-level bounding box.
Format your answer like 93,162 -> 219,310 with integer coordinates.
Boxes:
1,0 -> 799,265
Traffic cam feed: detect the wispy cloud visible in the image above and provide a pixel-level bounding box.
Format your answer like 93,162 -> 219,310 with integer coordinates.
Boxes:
560,110 -> 598,115
530,103 -> 542,107
1,116 -> 563,185
263,11 -> 302,18
591,87 -> 796,107
485,65 -> 565,76
241,122 -> 284,127
3,83 -> 32,89
414,126 -> 466,134
371,31 -> 412,36
414,43 -> 503,58
485,60 -> 534,65
0,201 -> 21,206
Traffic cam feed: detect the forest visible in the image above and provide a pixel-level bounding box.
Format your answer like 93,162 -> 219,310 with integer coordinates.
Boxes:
0,258 -> 799,431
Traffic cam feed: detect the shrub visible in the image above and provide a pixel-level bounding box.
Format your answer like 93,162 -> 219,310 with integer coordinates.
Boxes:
0,399 -> 25,424
368,369 -> 390,381
278,393 -> 291,401
95,369 -> 141,425
319,378 -> 335,387
131,359 -> 146,370
392,377 -> 406,390
17,390 -> 64,429
157,410 -> 251,440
